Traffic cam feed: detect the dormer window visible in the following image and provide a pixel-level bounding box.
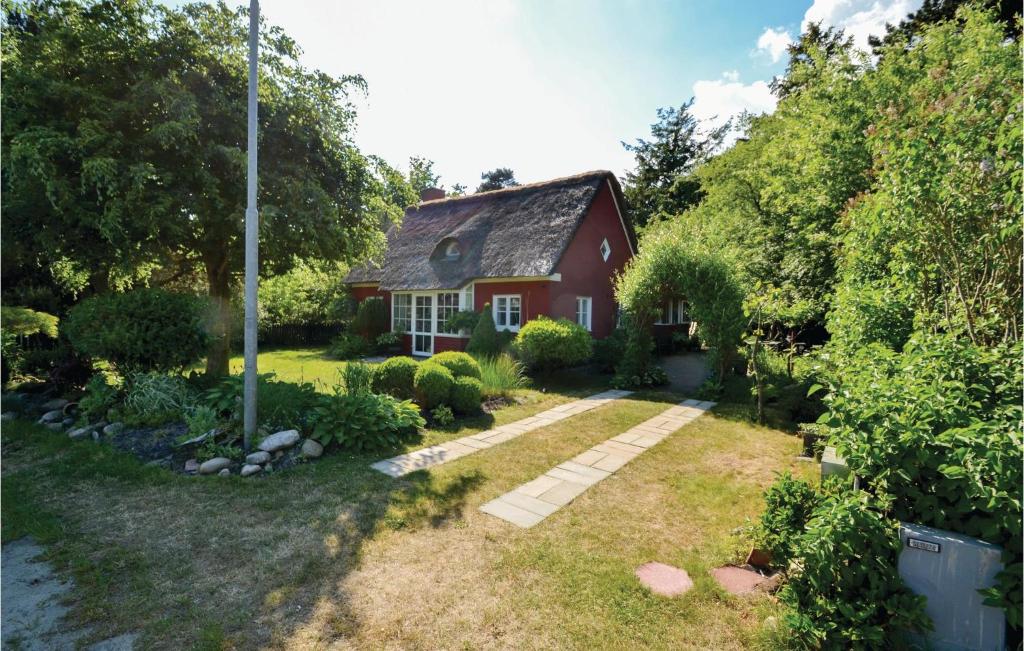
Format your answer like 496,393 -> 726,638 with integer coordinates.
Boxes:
445,241 -> 460,259
600,238 -> 611,262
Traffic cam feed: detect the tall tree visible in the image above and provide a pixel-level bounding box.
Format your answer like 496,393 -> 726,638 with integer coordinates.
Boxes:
868,0 -> 1020,53
407,156 -> 441,194
770,23 -> 853,98
621,100 -> 728,228
2,0 -> 402,375
476,167 -> 518,192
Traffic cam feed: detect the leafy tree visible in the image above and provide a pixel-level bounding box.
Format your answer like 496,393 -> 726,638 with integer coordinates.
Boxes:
258,260 -> 350,328
476,168 -> 518,192
868,0 -> 1020,54
621,100 -> 728,228
770,23 -> 854,98
448,183 -> 467,197
2,1 -> 404,375
407,156 -> 441,194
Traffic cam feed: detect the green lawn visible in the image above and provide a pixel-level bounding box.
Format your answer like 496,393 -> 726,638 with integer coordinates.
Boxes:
2,356 -> 813,649
226,346 -> 351,391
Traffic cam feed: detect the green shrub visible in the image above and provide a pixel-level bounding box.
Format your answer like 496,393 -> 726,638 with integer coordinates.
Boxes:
371,356 -> 418,399
466,303 -> 500,357
311,391 -> 424,451
513,317 -> 592,372
375,331 -> 402,352
450,376 -> 483,414
1,306 -> 59,338
781,492 -> 930,647
184,405 -> 220,439
445,310 -> 480,335
592,327 -> 627,373
203,373 -> 319,431
79,374 -> 122,422
428,351 -> 481,379
413,362 -> 453,409
340,361 -> 373,395
327,332 -> 368,360
755,472 -> 820,568
123,372 -> 196,421
476,353 -> 528,398
611,365 -> 668,390
351,297 -> 388,340
64,288 -> 206,375
430,404 -> 455,426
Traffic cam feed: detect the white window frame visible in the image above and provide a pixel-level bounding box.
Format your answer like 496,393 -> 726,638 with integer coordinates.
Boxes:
492,294 -> 522,332
391,293 -> 412,333
600,238 -> 611,262
575,296 -> 592,332
654,299 -> 691,325
436,291 -> 461,334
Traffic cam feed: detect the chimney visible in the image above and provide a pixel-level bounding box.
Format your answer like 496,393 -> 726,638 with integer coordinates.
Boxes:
420,187 -> 445,202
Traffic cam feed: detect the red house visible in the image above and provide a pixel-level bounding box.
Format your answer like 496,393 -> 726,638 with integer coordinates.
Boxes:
344,170 -> 639,356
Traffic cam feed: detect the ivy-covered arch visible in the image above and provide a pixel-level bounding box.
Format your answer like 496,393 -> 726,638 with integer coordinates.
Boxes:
615,227 -> 745,384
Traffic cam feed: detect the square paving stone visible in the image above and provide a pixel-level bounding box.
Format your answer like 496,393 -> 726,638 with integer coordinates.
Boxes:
592,454 -> 630,473
535,480 -> 590,506
572,449 -> 607,467
517,475 -> 563,497
611,432 -> 643,444
631,435 -> 665,448
458,437 -> 493,450
636,562 -> 694,597
556,461 -> 611,481
502,491 -> 561,517
546,467 -> 602,486
599,440 -> 646,455
480,499 -> 545,528
370,460 -> 406,477
593,443 -> 639,459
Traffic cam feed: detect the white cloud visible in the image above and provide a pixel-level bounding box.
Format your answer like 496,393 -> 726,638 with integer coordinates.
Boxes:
755,27 -> 794,63
802,0 -> 923,53
691,77 -> 777,144
722,69 -> 740,82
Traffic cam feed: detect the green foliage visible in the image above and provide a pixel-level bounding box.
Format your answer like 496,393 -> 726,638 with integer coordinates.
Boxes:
781,491 -> 930,648
755,473 -> 820,568
430,404 -> 455,427
513,317 -> 592,372
611,365 -> 668,390
258,261 -> 351,329
371,356 -> 418,399
408,156 -> 441,194
311,391 -> 424,452
327,332 -> 369,360
821,334 -> 1023,624
450,376 -> 483,414
340,362 -> 373,395
592,326 -> 627,373
185,406 -> 221,439
615,231 -> 745,380
375,331 -> 402,351
1,306 -> 58,338
351,298 -> 388,341
476,168 -> 518,192
123,372 -> 196,424
79,374 -> 122,422
202,373 -> 319,431
65,289 -> 206,375
622,100 -> 728,228
428,351 -> 482,380
413,362 -> 454,409
445,310 -> 480,335
196,439 -> 242,463
466,303 -> 500,357
475,353 -> 528,398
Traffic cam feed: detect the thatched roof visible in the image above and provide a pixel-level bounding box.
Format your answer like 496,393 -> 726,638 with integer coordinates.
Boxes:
345,170 -> 633,291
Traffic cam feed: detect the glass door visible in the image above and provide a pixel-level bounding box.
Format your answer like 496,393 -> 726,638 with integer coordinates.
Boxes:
413,295 -> 433,355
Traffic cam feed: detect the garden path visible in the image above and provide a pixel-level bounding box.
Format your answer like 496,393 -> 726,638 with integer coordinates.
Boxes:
480,398 -> 715,527
370,389 -> 633,477
661,352 -> 711,393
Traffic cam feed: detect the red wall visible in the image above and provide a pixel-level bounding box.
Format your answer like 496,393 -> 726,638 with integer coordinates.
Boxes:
551,182 -> 634,338
473,281 -> 551,325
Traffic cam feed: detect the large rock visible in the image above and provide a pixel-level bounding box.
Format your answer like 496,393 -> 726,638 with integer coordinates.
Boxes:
257,430 -> 300,453
103,422 -> 124,437
218,468 -> 231,477
67,426 -> 93,440
41,398 -> 68,412
245,451 -> 271,465
199,457 -> 232,475
184,459 -> 199,474
240,464 -> 262,477
300,439 -> 324,459
38,410 -> 64,424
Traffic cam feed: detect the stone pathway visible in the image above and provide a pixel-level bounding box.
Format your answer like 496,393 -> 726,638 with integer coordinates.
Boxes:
370,389 -> 633,477
2,538 -> 137,650
479,398 -> 715,527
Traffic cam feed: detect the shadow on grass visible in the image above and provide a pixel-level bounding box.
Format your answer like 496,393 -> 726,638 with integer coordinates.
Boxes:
0,418 -> 489,649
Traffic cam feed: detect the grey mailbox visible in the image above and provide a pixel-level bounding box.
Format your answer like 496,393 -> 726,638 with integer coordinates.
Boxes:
898,522 -> 1005,651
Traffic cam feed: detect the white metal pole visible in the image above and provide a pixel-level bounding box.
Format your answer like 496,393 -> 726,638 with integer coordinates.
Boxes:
243,0 -> 259,451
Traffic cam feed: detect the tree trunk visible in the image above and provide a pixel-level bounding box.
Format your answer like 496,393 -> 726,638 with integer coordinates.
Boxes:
205,258 -> 233,377
752,334 -> 765,426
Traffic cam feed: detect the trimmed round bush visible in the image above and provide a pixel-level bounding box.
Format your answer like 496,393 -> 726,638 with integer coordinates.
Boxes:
413,361 -> 453,409
372,356 -> 419,399
513,317 -> 592,371
65,288 -> 207,375
428,351 -> 482,379
450,376 -> 483,414
466,302 -> 500,357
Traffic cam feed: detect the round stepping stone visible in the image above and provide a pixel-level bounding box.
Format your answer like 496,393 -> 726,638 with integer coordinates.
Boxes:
635,562 -> 693,597
710,565 -> 769,595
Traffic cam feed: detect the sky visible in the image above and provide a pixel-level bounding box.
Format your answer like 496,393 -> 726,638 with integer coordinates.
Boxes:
175,0 -> 923,190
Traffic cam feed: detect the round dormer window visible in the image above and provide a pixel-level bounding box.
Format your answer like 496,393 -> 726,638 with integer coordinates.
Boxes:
445,241 -> 460,259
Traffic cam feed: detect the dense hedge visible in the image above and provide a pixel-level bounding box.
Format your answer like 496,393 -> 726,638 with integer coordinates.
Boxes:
428,351 -> 481,380
65,288 -> 207,374
513,317 -> 591,371
413,362 -> 453,409
371,356 -> 418,399
450,376 -> 483,414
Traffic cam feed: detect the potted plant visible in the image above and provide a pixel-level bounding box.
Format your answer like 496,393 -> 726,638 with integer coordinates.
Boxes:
375,331 -> 403,356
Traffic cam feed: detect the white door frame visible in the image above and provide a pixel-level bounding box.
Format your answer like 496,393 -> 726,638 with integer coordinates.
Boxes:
412,294 -> 434,356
